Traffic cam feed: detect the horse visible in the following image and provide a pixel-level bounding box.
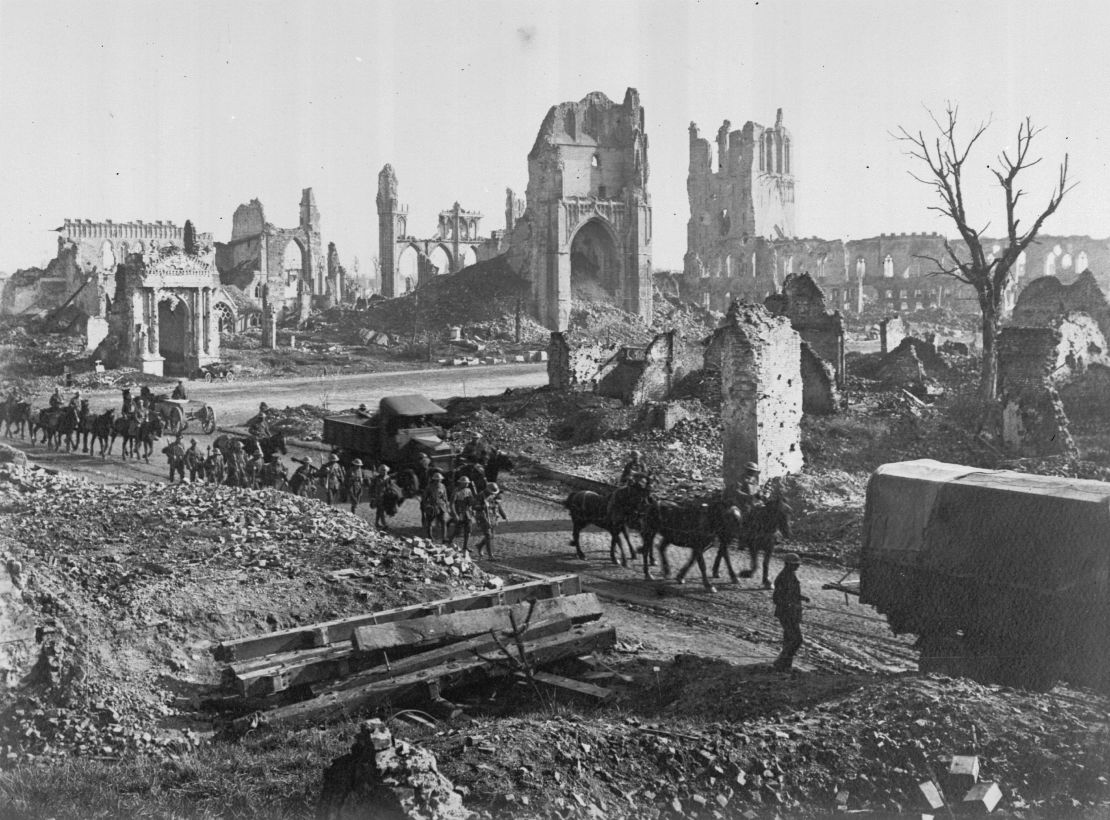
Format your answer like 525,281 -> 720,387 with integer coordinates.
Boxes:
715,495 -> 793,588
132,415 -> 164,462
90,409 -> 115,457
33,406 -> 79,451
1,399 -> 32,439
564,479 -> 654,566
641,498 -> 743,592
248,431 -> 288,461
484,449 -> 514,483
76,404 -> 96,453
107,415 -> 137,458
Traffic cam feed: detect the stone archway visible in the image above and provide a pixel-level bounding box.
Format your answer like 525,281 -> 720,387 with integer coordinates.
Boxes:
397,245 -> 419,294
158,295 -> 191,375
429,244 -> 452,275
212,301 -> 235,334
282,238 -> 308,296
569,217 -> 621,301
461,245 -> 478,269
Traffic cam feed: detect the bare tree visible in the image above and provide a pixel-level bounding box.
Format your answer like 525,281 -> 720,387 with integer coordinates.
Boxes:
897,105 -> 1074,401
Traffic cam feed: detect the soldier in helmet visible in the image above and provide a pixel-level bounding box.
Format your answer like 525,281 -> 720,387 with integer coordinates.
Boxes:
714,461 -> 766,579
345,458 -> 367,514
367,463 -> 396,529
259,453 -> 288,490
319,452 -> 345,505
447,475 -> 477,556
248,402 -> 273,439
771,552 -> 809,672
620,449 -> 646,485
289,455 -> 316,497
421,470 -> 451,542
171,380 -> 187,400
473,481 -> 508,559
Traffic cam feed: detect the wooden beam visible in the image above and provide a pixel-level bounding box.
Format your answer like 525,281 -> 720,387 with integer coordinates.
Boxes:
351,593 -> 602,653
524,671 -> 614,701
232,623 -> 616,733
213,574 -> 583,662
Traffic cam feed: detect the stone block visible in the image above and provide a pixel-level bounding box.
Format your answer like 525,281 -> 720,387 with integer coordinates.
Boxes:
918,780 -> 945,810
961,782 -> 1002,814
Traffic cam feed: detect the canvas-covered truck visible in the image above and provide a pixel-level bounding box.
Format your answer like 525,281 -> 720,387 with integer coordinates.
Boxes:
322,395 -> 455,475
860,459 -> 1110,691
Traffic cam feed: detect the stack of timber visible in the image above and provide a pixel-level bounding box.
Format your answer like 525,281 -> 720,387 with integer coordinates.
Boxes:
212,574 -> 616,731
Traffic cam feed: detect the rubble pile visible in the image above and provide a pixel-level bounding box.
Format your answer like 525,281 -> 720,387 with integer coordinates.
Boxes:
428,667 -> 1110,819
264,403 -> 366,441
0,464 -> 488,764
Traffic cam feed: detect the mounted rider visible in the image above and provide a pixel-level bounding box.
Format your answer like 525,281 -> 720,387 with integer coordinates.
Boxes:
49,387 -> 63,410
171,380 -> 187,400
68,390 -> 82,408
121,388 -> 134,417
461,434 -> 490,466
734,461 -> 764,514
620,450 -> 648,486
248,402 -> 274,439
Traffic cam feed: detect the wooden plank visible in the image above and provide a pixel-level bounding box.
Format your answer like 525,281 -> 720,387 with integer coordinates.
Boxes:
525,671 -> 614,701
351,593 -> 602,653
213,574 -> 583,662
235,613 -> 576,698
232,623 -> 616,733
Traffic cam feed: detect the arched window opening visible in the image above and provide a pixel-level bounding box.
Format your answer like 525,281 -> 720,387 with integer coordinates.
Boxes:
1077,251 -> 1089,273
1045,254 -> 1056,278
856,257 -> 866,279
883,254 -> 894,278
100,240 -> 115,271
591,154 -> 600,168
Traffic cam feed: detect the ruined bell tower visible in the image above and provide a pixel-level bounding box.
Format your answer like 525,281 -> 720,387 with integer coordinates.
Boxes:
299,188 -> 324,295
376,165 -> 408,298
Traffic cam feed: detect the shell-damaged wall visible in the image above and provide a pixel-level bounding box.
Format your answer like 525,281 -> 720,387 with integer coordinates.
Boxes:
710,302 -> 803,493
508,89 -> 652,331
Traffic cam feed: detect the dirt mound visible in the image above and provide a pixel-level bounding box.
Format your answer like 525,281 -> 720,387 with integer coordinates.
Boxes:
0,463 -> 488,764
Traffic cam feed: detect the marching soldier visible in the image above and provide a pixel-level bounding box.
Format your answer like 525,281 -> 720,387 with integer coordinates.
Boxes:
49,386 -> 63,410
473,482 -> 508,559
447,475 -> 478,556
226,440 -> 248,487
319,453 -> 344,505
245,449 -> 263,490
289,455 -> 316,496
421,470 -> 450,542
183,438 -> 202,482
206,445 -> 226,485
121,388 -> 134,417
345,458 -> 367,514
248,402 -> 273,439
367,464 -> 394,528
259,454 -> 288,490
163,436 -> 186,483
771,552 -> 809,672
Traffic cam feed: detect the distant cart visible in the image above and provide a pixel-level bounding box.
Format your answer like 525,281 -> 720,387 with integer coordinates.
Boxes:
195,362 -> 236,382
151,398 -> 216,435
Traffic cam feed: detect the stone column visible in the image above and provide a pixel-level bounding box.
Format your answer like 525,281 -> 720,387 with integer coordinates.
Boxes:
148,292 -> 160,356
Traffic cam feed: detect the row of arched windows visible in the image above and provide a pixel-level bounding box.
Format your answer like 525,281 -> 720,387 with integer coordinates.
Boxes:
757,131 -> 791,174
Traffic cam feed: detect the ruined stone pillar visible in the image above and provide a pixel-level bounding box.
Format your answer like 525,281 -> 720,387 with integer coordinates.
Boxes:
148,292 -> 160,356
712,304 -> 803,494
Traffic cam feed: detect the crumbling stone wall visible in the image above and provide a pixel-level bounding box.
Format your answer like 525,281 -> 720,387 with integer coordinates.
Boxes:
547,332 -> 620,390
800,342 -> 838,414
879,315 -> 908,354
1012,271 -> 1110,341
506,89 -> 652,331
764,272 -> 845,389
711,302 -> 803,493
594,331 -> 698,404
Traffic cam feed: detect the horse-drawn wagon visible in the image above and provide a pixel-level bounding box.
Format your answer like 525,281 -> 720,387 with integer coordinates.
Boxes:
151,398 -> 216,435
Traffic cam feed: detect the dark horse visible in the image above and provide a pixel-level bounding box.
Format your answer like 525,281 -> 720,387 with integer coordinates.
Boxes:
33,406 -> 79,451
641,498 -> 743,592
90,409 -> 116,457
714,495 -> 793,588
484,449 -> 514,482
564,479 -> 654,566
0,399 -> 32,439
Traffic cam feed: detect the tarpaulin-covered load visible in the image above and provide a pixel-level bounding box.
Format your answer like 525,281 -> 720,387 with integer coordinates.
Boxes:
861,459 -> 1110,689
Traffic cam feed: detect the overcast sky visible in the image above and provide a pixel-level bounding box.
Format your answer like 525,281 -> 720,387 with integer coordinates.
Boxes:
1,0 -> 1107,273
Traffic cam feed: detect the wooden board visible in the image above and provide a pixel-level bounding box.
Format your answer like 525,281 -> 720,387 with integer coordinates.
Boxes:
213,574 -> 583,662
231,622 -> 617,733
524,671 -> 614,701
351,593 -> 602,653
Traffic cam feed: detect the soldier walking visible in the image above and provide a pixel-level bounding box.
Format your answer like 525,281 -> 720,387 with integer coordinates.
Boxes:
289,456 -> 316,496
447,475 -> 477,556
320,453 -> 344,505
367,464 -> 394,528
771,552 -> 809,672
245,450 -> 263,490
473,482 -> 508,559
259,454 -> 288,490
163,436 -> 186,483
421,470 -> 450,542
183,438 -> 202,482
345,458 -> 367,514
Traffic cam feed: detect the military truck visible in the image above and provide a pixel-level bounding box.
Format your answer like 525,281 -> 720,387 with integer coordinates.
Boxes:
322,395 -> 455,475
860,459 -> 1110,691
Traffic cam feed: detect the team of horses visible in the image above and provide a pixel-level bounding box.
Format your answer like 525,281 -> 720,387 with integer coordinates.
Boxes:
564,477 -> 791,593
0,398 -> 167,460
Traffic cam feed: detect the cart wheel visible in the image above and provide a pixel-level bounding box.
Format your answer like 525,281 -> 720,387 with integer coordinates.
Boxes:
224,371 -> 235,382
202,410 -> 216,435
204,371 -> 214,383
169,406 -> 185,434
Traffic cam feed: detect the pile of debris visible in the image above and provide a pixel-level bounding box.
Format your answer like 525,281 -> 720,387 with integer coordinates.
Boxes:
0,464 -> 491,764
263,403 -> 364,441
214,575 -> 615,733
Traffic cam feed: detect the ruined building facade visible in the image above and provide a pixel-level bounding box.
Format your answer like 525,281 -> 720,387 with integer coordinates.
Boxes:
215,188 -> 325,315
376,165 -> 499,297
505,89 -> 653,331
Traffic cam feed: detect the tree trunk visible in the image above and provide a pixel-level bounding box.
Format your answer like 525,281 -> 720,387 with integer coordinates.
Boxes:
979,301 -> 1000,402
